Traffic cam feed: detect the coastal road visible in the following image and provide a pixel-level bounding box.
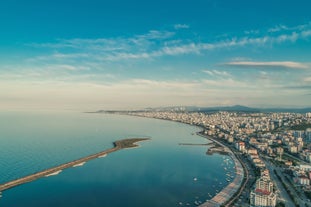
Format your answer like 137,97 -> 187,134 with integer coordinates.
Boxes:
224,152 -> 249,207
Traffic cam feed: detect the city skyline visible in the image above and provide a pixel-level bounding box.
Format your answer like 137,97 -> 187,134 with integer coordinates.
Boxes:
1,0 -> 311,110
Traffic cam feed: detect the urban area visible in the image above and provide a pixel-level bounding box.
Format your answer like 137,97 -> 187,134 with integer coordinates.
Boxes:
119,110 -> 311,207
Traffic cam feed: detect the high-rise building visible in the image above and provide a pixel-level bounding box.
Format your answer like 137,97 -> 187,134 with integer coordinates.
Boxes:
256,177 -> 274,192
250,189 -> 277,207
306,128 -> 311,143
250,175 -> 276,207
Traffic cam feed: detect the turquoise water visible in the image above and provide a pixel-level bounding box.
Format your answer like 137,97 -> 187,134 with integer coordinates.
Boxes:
0,111 -> 235,207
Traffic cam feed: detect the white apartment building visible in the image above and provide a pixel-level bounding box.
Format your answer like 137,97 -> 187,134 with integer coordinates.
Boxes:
250,189 -> 277,207
250,176 -> 276,207
256,178 -> 274,192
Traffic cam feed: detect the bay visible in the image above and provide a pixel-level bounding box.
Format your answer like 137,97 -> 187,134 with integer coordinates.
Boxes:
0,111 -> 235,207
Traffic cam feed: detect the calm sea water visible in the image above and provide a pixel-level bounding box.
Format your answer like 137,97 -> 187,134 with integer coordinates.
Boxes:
0,111 -> 235,207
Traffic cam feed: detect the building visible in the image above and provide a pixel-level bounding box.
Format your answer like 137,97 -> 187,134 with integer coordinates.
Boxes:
299,165 -> 311,171
306,152 -> 311,163
306,128 -> 311,143
289,145 -> 298,154
248,148 -> 258,155
298,176 -> 310,186
256,177 -> 274,192
275,147 -> 284,160
250,175 -> 276,207
235,141 -> 245,152
261,169 -> 270,180
250,189 -> 277,207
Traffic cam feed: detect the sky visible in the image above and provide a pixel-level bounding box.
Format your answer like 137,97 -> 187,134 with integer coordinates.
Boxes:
1,0 -> 311,111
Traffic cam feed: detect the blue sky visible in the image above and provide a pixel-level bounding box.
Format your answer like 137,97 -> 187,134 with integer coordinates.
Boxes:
1,0 -> 311,110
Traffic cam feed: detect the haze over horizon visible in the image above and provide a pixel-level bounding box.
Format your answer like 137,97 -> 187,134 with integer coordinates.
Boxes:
1,0 -> 311,111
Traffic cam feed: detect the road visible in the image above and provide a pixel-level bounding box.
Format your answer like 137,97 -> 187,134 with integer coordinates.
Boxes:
264,156 -> 311,207
264,158 -> 296,207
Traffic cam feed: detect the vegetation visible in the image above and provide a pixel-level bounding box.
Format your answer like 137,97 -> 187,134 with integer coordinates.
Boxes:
114,138 -> 150,148
290,123 -> 311,130
276,202 -> 285,207
305,191 -> 311,200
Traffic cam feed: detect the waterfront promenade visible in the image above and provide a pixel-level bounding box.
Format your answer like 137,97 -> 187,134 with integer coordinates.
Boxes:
197,133 -> 245,207
0,138 -> 149,193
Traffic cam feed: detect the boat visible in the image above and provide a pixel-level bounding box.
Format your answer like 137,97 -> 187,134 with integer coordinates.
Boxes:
193,177 -> 198,181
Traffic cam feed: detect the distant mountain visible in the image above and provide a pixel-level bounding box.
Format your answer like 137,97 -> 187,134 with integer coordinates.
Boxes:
142,105 -> 311,113
197,105 -> 259,113
91,105 -> 311,114
258,107 -> 311,113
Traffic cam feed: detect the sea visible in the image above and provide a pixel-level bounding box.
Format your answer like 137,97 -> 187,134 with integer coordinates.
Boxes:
0,111 -> 235,207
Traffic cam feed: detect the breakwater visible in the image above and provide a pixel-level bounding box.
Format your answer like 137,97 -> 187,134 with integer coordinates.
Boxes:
0,138 -> 149,193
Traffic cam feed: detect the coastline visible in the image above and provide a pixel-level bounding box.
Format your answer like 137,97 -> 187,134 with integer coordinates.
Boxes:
196,132 -> 245,207
110,112 -> 246,207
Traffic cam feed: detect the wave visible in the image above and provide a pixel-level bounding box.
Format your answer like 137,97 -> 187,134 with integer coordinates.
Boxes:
73,162 -> 86,167
45,170 -> 62,177
98,154 -> 107,158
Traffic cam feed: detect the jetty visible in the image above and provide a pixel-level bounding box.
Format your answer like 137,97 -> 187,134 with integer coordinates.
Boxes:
0,138 -> 149,193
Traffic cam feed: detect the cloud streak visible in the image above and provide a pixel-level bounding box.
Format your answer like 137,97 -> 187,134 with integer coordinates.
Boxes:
174,24 -> 190,29
202,69 -> 230,77
225,61 -> 309,69
25,22 -> 311,63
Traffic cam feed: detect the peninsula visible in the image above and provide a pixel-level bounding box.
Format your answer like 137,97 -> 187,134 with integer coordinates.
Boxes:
0,138 -> 150,193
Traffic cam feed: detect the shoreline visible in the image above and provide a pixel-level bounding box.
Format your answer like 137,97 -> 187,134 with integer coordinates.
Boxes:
196,132 -> 245,207
110,112 -> 246,207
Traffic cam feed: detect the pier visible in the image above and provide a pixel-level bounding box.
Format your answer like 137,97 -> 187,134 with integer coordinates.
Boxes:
0,138 -> 149,193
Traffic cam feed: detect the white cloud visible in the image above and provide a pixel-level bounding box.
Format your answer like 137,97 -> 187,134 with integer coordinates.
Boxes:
267,22 -> 311,33
103,52 -> 151,61
275,32 -> 298,43
203,78 -> 249,88
135,30 -> 175,40
202,70 -> 230,77
225,61 -> 309,69
268,24 -> 289,33
244,30 -> 259,35
304,77 -> 311,82
174,24 -> 190,29
302,30 -> 311,38
160,43 -> 200,55
26,22 -> 311,63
